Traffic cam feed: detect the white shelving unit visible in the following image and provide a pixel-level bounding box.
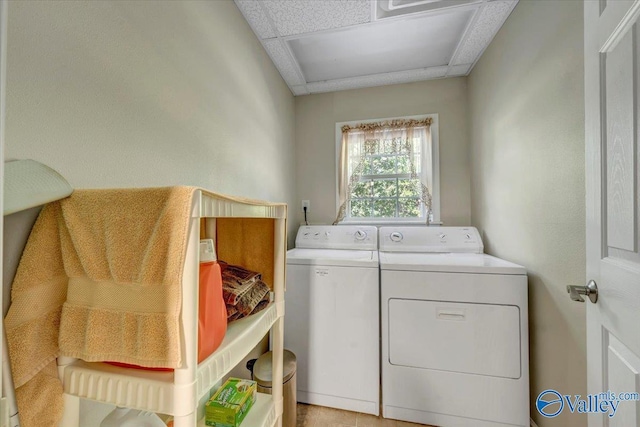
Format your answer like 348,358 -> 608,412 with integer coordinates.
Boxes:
58,189 -> 287,427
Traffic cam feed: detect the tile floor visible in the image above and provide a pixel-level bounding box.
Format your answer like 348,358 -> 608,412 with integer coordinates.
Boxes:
296,404 -> 434,427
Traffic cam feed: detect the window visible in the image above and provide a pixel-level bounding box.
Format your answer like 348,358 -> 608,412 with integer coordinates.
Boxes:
335,114 -> 439,224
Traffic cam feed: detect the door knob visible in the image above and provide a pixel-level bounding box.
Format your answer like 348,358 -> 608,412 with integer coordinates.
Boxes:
566,280 -> 598,303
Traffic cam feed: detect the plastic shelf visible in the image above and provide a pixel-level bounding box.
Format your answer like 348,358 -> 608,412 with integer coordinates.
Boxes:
196,303 -> 278,400
197,393 -> 276,427
199,192 -> 286,219
62,304 -> 279,416
58,188 -> 287,427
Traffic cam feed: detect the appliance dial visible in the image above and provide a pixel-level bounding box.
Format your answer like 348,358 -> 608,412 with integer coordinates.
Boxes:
354,230 -> 367,240
390,231 -> 403,242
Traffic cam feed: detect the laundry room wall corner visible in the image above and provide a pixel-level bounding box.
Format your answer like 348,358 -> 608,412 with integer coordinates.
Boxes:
468,1 -> 586,427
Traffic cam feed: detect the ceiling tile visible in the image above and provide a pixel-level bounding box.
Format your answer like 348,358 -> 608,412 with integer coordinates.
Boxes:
235,0 -> 277,39
289,9 -> 474,83
451,0 -> 517,65
262,0 -> 371,37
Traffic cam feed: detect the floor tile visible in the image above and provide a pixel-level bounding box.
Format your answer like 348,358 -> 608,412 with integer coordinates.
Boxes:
356,412 -> 396,427
297,403 -> 317,427
296,404 -> 434,427
314,406 -> 358,425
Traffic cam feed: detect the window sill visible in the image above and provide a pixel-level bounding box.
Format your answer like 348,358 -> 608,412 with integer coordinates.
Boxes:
338,218 -> 443,226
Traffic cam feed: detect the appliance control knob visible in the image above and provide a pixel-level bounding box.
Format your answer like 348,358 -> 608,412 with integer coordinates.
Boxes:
325,231 -> 331,237
355,230 -> 367,240
314,232 -> 320,236
390,231 -> 403,242
438,233 -> 446,239
465,233 -> 471,239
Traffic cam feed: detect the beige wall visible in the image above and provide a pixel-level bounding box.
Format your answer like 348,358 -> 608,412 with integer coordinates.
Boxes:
468,1 -> 585,426
294,78 -> 470,227
5,1 -> 588,424
5,0 -> 297,244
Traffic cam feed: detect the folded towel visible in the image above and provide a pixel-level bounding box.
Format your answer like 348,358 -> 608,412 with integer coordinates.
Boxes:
221,263 -> 270,322
5,187 -> 194,427
233,279 -> 270,317
225,288 -> 270,322
220,263 -> 261,305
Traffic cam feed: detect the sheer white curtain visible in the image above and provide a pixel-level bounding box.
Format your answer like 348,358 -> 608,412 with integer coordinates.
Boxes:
335,126 -> 369,224
333,119 -> 433,224
408,124 -> 433,212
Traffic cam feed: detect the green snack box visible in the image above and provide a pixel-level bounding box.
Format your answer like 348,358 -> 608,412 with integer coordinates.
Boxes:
205,378 -> 257,427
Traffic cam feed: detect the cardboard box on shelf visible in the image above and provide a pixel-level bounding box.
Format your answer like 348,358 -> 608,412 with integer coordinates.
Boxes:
205,378 -> 257,427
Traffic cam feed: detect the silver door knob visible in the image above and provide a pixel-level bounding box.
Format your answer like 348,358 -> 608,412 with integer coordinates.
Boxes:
566,280 -> 598,303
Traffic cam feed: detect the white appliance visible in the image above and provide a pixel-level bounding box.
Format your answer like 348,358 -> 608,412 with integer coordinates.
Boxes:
285,225 -> 379,415
379,226 -> 529,427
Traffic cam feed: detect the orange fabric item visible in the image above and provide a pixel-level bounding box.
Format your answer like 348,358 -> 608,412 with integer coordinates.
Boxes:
198,260 -> 228,363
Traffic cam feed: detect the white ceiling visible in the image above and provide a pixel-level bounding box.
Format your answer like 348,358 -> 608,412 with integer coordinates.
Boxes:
235,0 -> 518,96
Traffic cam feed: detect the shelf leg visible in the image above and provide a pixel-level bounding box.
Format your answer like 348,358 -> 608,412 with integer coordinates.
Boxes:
172,411 -> 197,427
271,316 -> 284,427
174,206 -> 201,421
58,356 -> 80,427
58,394 -> 80,427
272,218 -> 285,427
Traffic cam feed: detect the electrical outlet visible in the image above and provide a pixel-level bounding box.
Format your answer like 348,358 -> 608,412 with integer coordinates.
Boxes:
302,200 -> 310,211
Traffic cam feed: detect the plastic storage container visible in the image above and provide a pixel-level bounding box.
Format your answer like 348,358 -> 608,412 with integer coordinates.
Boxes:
100,407 -> 166,427
198,239 -> 228,363
251,350 -> 297,427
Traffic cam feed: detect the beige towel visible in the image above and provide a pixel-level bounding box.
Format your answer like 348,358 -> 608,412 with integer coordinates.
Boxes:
4,201 -> 66,427
5,187 -> 195,426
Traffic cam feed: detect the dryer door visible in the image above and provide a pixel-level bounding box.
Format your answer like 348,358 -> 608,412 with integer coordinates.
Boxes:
388,298 -> 521,379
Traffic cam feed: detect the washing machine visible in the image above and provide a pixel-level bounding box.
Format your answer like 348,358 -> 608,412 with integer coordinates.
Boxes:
379,226 -> 529,427
284,225 -> 379,415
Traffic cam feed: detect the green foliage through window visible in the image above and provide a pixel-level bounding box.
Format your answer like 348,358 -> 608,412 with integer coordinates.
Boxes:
349,139 -> 425,219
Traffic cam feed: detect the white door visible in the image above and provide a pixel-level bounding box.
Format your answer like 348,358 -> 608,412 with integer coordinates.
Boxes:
584,1 -> 640,426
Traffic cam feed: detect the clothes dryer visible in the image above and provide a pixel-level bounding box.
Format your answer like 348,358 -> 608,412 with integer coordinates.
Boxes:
285,225 -> 379,415
379,226 -> 529,427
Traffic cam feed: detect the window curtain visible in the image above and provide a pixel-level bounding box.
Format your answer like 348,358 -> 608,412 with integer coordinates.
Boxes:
333,118 -> 433,224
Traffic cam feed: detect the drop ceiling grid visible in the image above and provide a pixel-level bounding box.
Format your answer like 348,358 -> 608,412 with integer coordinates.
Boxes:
444,4 -> 483,77
237,0 -> 308,91
306,65 -> 450,94
234,0 -> 519,95
450,0 -> 518,66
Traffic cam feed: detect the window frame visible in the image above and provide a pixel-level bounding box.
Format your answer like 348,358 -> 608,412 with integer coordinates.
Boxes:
335,113 -> 441,225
